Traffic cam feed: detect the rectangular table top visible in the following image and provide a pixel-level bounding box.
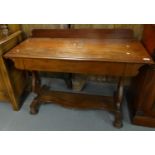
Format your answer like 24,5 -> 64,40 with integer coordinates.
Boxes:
4,38 -> 154,64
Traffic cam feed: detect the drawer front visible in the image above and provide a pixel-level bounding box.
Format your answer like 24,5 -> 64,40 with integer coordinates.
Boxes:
23,59 -> 126,76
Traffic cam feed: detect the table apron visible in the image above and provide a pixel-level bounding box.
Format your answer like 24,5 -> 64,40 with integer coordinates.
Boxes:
12,58 -> 143,77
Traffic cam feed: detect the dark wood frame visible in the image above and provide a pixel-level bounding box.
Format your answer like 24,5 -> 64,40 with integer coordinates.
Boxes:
127,24 -> 155,127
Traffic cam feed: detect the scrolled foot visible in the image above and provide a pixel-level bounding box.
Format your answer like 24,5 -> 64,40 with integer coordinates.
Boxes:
30,97 -> 41,115
30,107 -> 39,115
113,110 -> 123,128
113,120 -> 123,128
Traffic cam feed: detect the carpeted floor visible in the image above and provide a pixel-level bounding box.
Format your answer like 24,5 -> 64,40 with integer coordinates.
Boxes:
0,78 -> 154,131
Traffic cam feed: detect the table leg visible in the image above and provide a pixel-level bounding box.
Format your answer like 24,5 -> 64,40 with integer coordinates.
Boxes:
64,73 -> 72,89
32,71 -> 41,93
30,71 -> 42,114
30,96 -> 42,114
29,71 -> 124,128
113,77 -> 124,128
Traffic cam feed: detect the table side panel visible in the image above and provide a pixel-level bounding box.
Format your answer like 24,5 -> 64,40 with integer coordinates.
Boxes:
0,69 -> 8,101
124,63 -> 144,76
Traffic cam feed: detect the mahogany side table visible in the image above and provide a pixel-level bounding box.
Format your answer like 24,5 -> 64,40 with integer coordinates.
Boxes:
4,33 -> 153,128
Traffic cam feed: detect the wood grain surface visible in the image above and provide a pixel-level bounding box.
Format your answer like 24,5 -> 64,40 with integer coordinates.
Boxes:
4,38 -> 153,64
31,29 -> 134,39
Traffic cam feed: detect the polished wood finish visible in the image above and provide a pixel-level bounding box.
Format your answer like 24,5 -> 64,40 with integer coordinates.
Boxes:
5,38 -> 153,78
28,29 -> 136,90
29,71 -> 123,128
20,24 -> 144,40
70,25 -> 143,40
113,77 -> 124,127
32,29 -> 134,39
0,31 -> 28,110
127,25 -> 155,127
5,38 -> 153,64
127,65 -> 155,127
142,24 -> 155,59
31,29 -> 73,89
30,82 -> 115,114
4,29 -> 153,128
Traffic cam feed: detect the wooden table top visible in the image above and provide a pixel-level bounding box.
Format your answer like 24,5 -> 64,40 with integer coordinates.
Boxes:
4,38 -> 154,64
